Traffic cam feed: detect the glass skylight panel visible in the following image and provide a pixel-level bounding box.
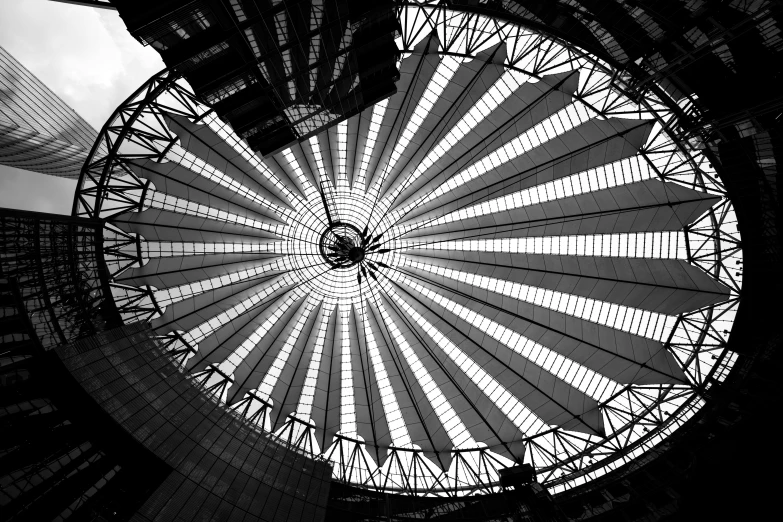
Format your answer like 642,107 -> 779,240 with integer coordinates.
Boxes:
309,136 -> 332,189
243,28 -> 261,59
621,3 -> 664,40
384,69 -> 531,205
399,156 -> 656,232
308,1 -> 324,94
354,99 -> 388,190
360,302 -> 413,447
293,109 -> 339,136
416,231 -> 688,259
336,121 -> 348,190
296,306 -> 332,422
330,26 -> 352,87
280,147 -> 318,198
339,306 -> 357,437
181,271 -> 299,349
142,240 -> 287,258
203,75 -> 256,105
146,191 -> 287,236
392,102 -> 594,220
375,296 -> 475,449
384,282 -> 549,437
272,9 -> 297,101
165,145 -> 288,216
154,257 -> 288,308
229,0 -> 246,22
369,56 -> 461,195
255,297 -> 318,401
218,289 -> 304,376
395,272 -> 620,402
201,112 -> 301,209
404,258 -> 677,342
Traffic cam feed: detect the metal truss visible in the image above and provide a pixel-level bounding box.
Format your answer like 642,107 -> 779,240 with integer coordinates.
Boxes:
73,1 -> 743,497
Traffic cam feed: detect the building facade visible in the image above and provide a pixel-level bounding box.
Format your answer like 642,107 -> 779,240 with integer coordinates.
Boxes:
0,208 -> 117,348
0,316 -> 333,521
0,293 -> 171,521
0,46 -> 105,179
111,0 -> 400,156
57,322 -> 333,522
0,210 -> 161,520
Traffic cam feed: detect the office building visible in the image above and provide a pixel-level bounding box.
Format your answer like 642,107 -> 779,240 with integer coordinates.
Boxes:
0,46 -> 105,179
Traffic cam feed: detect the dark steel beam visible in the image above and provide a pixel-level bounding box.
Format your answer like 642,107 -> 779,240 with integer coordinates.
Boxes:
48,0 -> 116,10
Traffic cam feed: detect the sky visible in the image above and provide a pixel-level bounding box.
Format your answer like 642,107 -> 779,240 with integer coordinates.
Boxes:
0,0 -> 164,214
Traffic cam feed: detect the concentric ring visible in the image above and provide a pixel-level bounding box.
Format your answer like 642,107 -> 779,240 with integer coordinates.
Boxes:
319,222 -> 364,268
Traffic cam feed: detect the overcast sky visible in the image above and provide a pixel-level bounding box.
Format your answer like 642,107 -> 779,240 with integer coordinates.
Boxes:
0,0 -> 164,214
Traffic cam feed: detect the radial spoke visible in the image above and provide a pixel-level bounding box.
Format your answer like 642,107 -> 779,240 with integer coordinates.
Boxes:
401,180 -> 721,246
226,293 -> 312,404
393,269 -> 620,406
253,296 -> 320,403
402,252 -> 729,320
389,101 -> 594,226
353,99 -> 388,192
367,51 -> 460,197
358,299 -> 412,449
404,231 -> 687,260
170,112 -> 299,208
142,240 -> 287,258
153,257 -> 290,308
397,155 -> 657,234
273,301 -> 329,431
376,295 -> 477,452
380,281 -> 546,460
145,191 -> 287,237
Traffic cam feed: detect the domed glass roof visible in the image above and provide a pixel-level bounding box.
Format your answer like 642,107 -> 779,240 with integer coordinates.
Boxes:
75,4 -> 742,496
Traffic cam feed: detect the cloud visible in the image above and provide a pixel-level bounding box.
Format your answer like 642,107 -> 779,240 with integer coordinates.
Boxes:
0,0 -> 164,130
0,0 -> 165,214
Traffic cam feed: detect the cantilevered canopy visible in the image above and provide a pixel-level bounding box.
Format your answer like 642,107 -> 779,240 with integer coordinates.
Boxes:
75,3 -> 741,497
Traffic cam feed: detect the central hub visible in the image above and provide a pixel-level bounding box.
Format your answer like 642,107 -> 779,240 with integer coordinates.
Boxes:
348,247 -> 365,263
319,222 -> 364,269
